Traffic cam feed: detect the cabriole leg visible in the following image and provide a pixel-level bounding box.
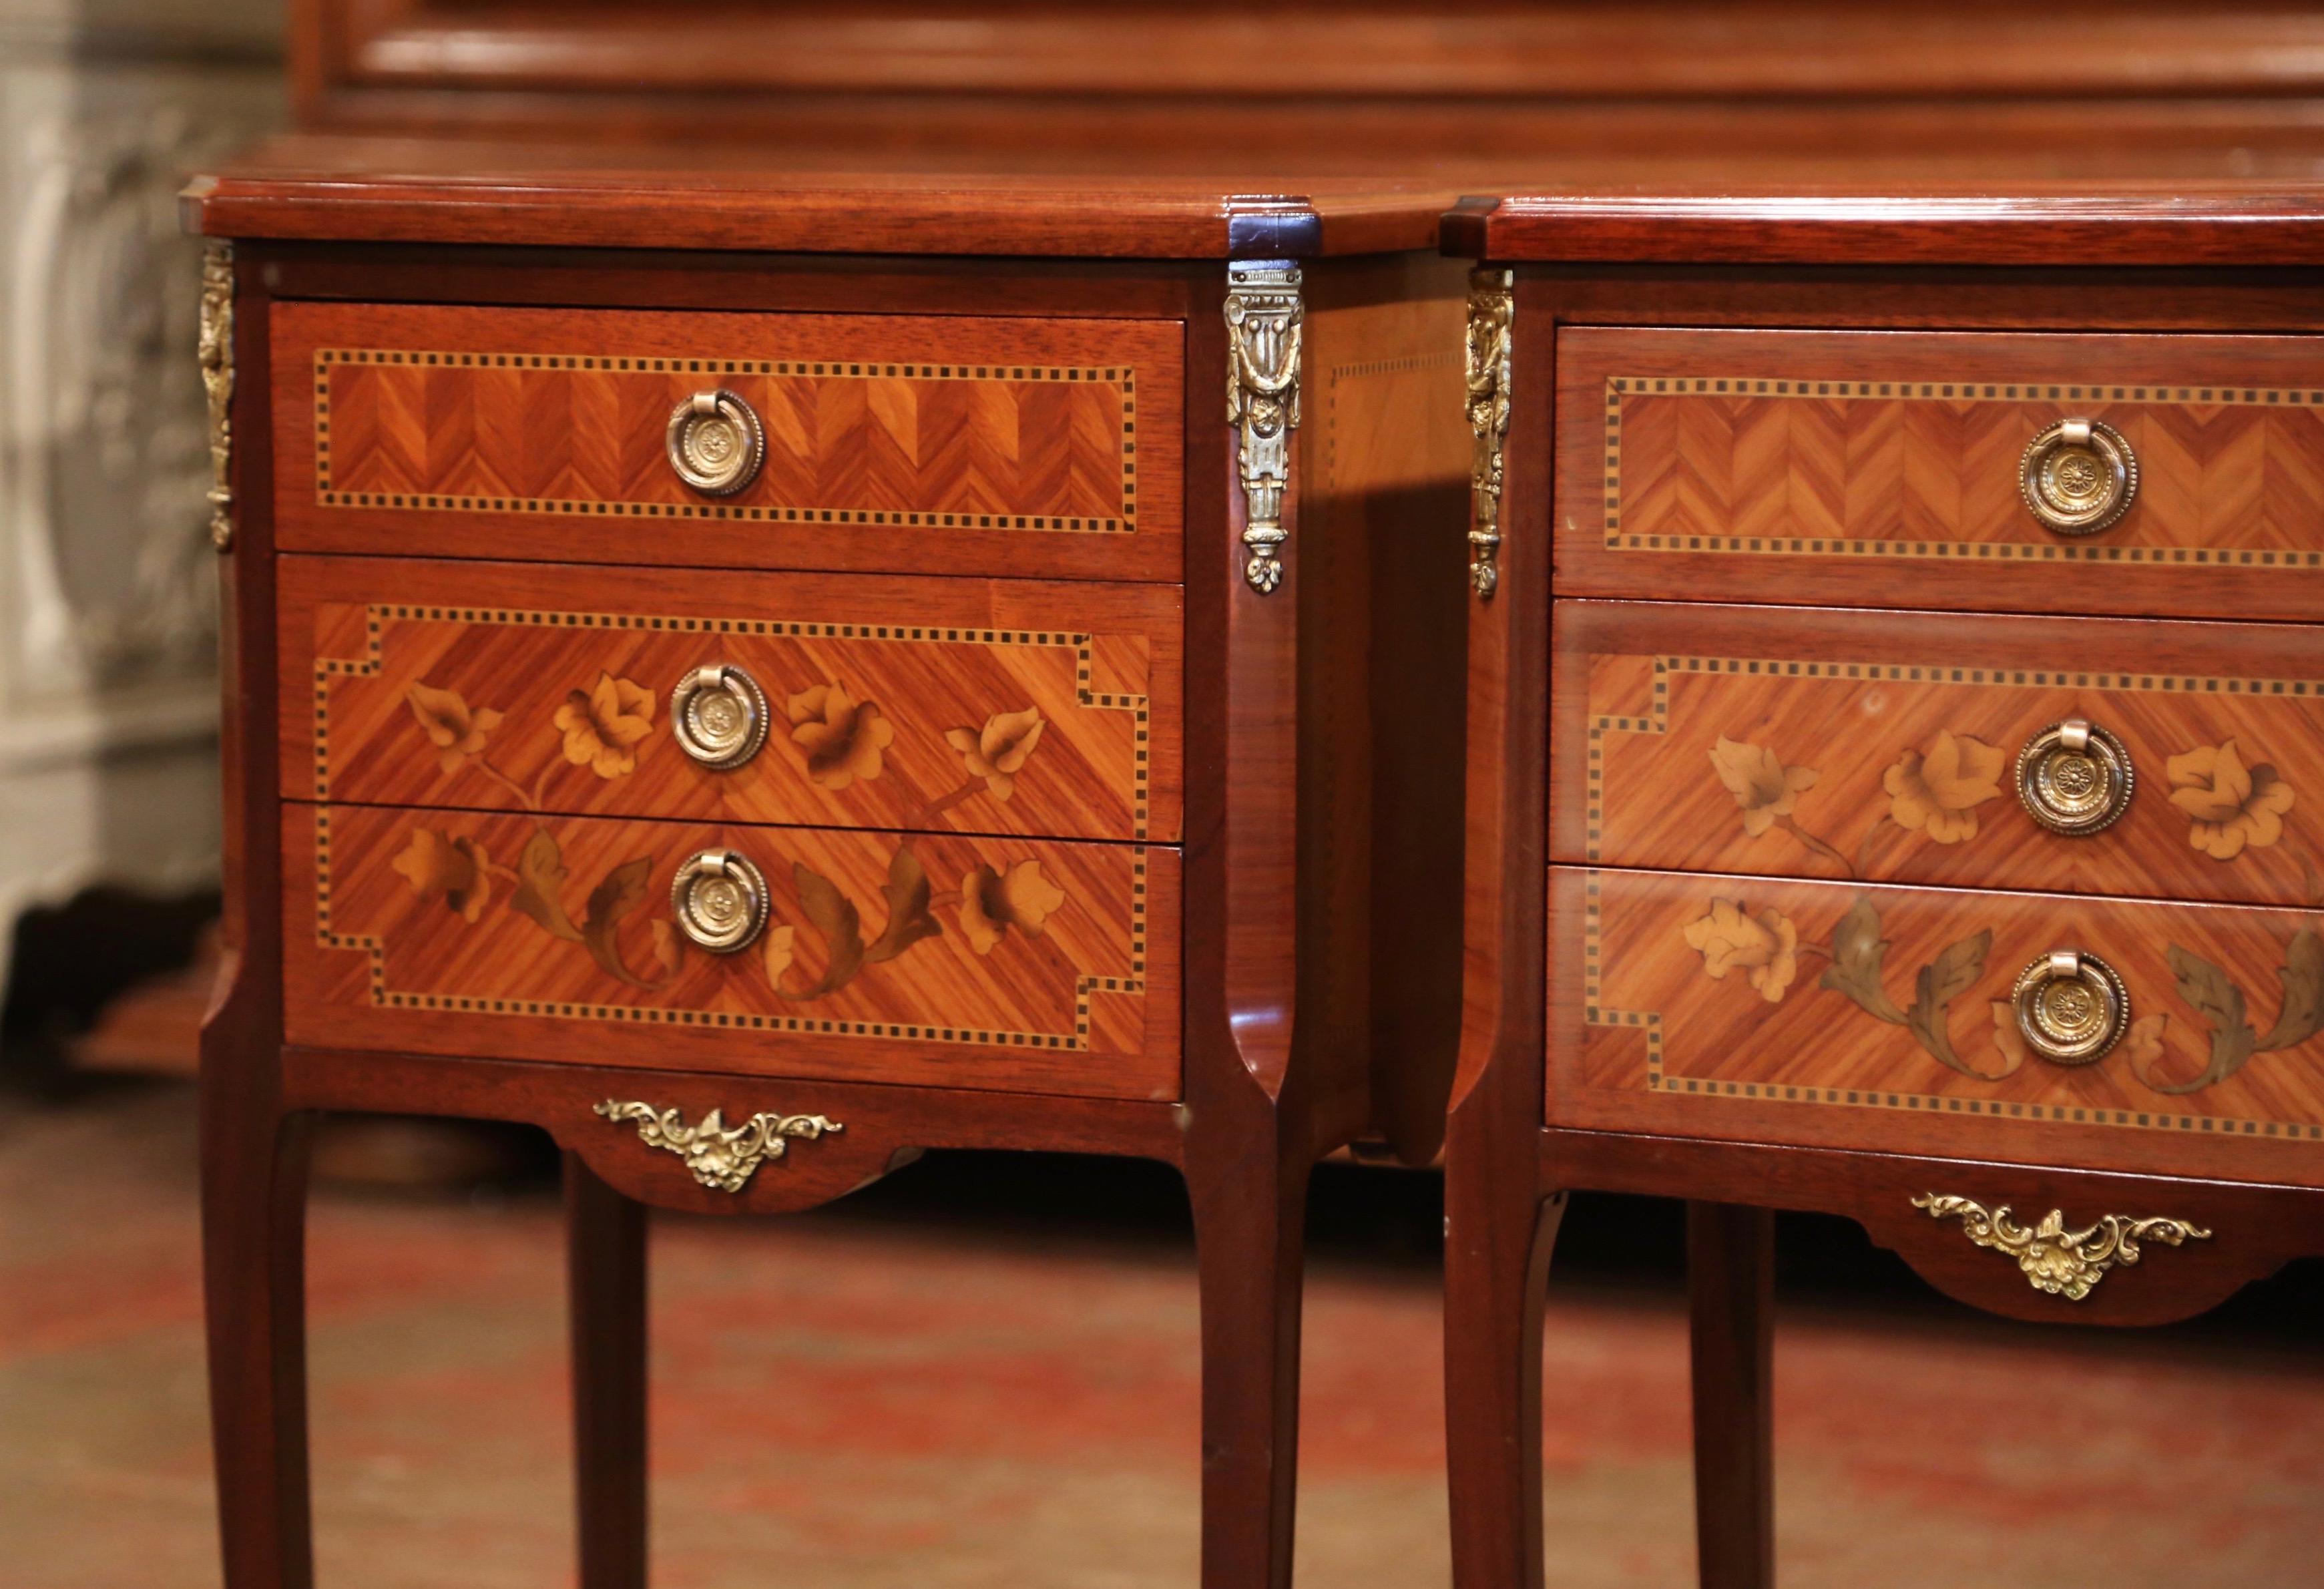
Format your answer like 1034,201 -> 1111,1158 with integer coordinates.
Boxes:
1445,1166 -> 1564,1589
1686,1202 -> 1775,1589
201,1092 -> 315,1589
567,1152 -> 649,1589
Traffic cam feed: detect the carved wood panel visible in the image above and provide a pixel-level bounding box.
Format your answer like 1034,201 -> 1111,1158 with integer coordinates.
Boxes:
1555,601 -> 2324,908
1554,327 -> 2324,620
285,804 -> 1177,1100
280,555 -> 1180,843
1553,865 -> 2324,1186
270,301 -> 1184,582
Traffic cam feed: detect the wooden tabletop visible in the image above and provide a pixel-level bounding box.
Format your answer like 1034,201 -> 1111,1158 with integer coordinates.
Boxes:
1443,183 -> 2324,267
182,136 -> 1468,258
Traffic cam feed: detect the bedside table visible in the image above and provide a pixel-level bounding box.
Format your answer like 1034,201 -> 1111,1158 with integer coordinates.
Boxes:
1441,188 -> 2324,1589
186,147 -> 1470,1589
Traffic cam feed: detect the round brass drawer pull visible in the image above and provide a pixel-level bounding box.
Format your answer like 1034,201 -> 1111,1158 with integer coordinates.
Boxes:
2015,717 -> 2134,836
670,664 -> 769,770
665,388 -> 765,496
2020,417 -> 2136,535
2012,949 -> 2130,1066
670,849 -> 768,953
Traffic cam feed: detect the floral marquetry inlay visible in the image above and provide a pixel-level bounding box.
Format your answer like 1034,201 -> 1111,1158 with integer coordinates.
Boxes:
294,584 -> 1170,845
1576,645 -> 2324,910
1568,867 -> 2324,1145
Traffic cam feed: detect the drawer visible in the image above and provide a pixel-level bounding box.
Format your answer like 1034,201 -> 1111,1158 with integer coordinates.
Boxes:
271,302 -> 1183,582
1554,601 -> 2324,908
282,556 -> 1180,844
284,805 -> 1178,1101
1555,327 -> 2324,622
1552,865 -> 2324,1186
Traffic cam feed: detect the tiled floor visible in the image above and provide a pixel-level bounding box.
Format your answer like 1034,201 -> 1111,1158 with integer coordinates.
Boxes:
5,1082 -> 2321,1587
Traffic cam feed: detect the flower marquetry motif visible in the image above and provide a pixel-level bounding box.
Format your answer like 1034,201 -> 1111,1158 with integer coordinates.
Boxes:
1681,898 -> 1799,1003
1883,730 -> 2005,845
1708,736 -> 1817,839
555,672 -> 656,780
786,683 -> 893,790
2167,738 -> 2296,861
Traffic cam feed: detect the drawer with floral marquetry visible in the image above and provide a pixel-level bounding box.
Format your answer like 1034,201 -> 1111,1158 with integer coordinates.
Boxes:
1446,195 -> 2324,1401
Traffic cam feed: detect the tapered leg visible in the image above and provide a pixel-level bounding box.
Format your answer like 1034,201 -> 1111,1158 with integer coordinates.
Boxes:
1185,1136 -> 1312,1589
200,1093 -> 314,1589
567,1153 -> 649,1589
1686,1203 -> 1775,1589
1445,1159 -> 1564,1589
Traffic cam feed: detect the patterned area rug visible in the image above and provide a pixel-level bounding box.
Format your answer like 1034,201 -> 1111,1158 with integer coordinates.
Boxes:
3,1084 -> 2319,1588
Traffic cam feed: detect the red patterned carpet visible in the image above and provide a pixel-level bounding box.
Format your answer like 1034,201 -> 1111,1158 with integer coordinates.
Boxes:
5,1082 -> 2321,1588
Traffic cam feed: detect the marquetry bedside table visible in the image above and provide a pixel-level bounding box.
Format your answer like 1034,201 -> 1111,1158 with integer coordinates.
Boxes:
1441,188 -> 2324,1589
186,146 -> 1471,1589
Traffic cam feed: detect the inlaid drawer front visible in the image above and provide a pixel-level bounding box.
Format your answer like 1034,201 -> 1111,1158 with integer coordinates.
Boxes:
1556,327 -> 2324,620
270,302 -> 1184,582
282,557 -> 1180,844
1552,866 -> 2324,1180
1555,601 -> 2324,908
284,805 -> 1178,1101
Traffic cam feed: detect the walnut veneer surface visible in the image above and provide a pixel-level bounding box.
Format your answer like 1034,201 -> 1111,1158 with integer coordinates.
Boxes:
1445,188 -> 2324,1589
190,164 -> 1471,1589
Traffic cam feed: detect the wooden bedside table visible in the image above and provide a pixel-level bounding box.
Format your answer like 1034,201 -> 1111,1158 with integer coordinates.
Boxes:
186,146 -> 1470,1589
1440,188 -> 2324,1589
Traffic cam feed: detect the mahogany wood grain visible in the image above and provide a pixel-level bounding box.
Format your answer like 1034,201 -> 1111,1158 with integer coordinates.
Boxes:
1557,600 -> 2324,907
272,300 -> 1184,584
1556,326 -> 2324,622
298,1 -> 2324,108
1443,239 -> 1559,1589
190,153 -> 1454,258
1300,258 -> 1472,1162
1686,1204 -> 1775,1589
1541,1129 -> 2324,1329
280,555 -> 1182,845
565,1155 -> 647,1589
199,247 -> 320,1589
1457,188 -> 2324,268
285,1046 -> 1185,1215
286,803 -> 1177,1101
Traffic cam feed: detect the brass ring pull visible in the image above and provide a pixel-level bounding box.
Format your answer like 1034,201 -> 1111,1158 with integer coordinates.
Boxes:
2012,949 -> 2130,1066
665,388 -> 765,496
2015,717 -> 2134,836
670,664 -> 769,770
670,849 -> 768,953
2020,416 -> 2136,535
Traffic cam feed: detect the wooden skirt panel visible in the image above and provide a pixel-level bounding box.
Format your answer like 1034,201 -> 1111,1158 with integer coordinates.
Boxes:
284,804 -> 1178,1100
1554,600 -> 2324,907
1550,865 -> 2324,1187
1555,326 -> 2324,621
280,555 -> 1180,843
270,300 -> 1184,582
